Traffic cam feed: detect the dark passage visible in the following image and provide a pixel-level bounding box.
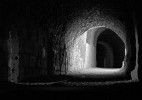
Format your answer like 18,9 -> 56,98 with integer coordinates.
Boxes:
96,29 -> 125,68
96,44 -> 106,68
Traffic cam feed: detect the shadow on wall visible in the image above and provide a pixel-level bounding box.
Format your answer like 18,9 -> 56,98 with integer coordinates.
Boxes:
0,39 -> 8,82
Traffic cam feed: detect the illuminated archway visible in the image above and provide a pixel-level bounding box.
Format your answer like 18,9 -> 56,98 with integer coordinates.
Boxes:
67,27 -> 126,75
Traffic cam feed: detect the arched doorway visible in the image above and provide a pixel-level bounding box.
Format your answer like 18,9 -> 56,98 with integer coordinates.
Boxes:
96,28 -> 125,68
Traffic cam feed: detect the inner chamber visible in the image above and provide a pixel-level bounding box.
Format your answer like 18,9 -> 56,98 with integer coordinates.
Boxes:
96,28 -> 125,68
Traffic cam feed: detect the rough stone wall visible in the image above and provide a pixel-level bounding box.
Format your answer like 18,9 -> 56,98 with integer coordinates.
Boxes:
18,28 -> 48,81
7,32 -> 19,83
68,34 -> 86,72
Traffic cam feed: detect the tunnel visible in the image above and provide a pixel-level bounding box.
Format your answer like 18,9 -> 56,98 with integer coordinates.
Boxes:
96,28 -> 125,68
